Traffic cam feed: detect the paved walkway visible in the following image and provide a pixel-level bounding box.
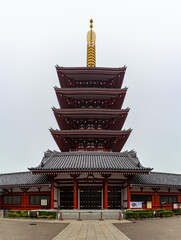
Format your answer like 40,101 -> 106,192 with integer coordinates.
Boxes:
114,216 -> 181,240
52,220 -> 131,240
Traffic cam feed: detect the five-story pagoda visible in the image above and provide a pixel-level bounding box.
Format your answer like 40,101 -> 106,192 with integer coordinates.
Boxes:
30,20 -> 151,210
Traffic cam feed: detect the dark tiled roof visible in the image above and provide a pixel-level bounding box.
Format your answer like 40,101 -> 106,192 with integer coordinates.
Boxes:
52,107 -> 130,113
54,87 -> 128,93
132,172 -> 181,187
0,172 -> 50,188
29,151 -> 152,172
56,66 -> 126,71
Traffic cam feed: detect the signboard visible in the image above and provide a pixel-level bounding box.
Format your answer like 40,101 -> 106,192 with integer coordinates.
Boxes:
130,201 -> 142,209
173,203 -> 181,209
41,199 -> 48,206
147,201 -> 152,209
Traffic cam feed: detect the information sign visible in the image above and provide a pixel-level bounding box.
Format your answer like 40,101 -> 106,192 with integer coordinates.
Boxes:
147,201 -> 152,209
41,199 -> 48,206
173,203 -> 181,209
130,201 -> 142,209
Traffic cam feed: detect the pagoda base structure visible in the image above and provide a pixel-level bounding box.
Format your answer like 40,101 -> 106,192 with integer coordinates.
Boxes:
0,151 -> 181,211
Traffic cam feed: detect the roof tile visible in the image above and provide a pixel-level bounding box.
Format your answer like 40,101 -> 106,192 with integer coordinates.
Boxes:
29,151 -> 151,172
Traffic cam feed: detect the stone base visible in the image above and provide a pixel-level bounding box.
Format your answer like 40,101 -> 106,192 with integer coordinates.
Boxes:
57,210 -> 125,220
0,210 -> 4,218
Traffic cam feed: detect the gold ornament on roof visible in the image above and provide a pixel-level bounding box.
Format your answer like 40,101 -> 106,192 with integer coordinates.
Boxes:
87,19 -> 96,67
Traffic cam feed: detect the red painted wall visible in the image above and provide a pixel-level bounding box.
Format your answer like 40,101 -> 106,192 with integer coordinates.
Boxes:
2,192 -> 51,210
131,191 -> 181,210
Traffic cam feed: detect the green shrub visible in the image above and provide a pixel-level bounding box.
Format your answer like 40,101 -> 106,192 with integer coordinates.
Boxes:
173,209 -> 181,215
7,210 -> 29,218
37,214 -> 55,219
7,210 -> 56,219
20,210 -> 28,217
155,209 -> 166,212
38,211 -> 56,218
7,212 -> 20,218
161,210 -> 174,217
126,210 -> 154,219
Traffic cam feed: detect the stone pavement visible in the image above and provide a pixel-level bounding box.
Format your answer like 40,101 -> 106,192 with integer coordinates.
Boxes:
52,220 -> 131,240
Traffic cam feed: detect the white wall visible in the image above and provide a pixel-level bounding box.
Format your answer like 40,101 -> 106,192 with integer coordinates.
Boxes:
54,182 -> 58,208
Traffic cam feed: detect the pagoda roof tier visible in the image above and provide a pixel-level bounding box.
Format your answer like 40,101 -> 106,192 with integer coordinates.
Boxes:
55,87 -> 127,109
29,150 -> 152,175
56,66 -> 126,89
53,108 -> 129,130
50,129 -> 131,152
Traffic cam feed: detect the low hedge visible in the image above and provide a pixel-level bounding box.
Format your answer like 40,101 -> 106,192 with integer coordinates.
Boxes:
7,210 -> 28,218
126,210 -> 154,219
173,209 -> 181,215
154,209 -> 166,217
37,215 -> 55,219
7,210 -> 56,219
154,209 -> 173,217
126,209 -> 174,219
38,211 -> 56,218
7,212 -> 21,218
161,210 -> 174,217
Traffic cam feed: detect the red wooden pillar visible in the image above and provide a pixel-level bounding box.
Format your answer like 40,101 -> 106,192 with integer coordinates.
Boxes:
74,178 -> 78,209
104,177 -> 108,209
127,183 -> 131,209
154,192 -> 160,209
51,181 -> 54,209
0,196 -> 2,208
178,192 -> 181,202
156,193 -> 160,208
152,193 -> 155,209
23,192 -> 29,208
103,187 -> 105,209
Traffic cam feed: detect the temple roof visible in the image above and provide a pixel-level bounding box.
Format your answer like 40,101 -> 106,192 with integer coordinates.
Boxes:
131,172 -> 181,188
0,172 -> 50,188
1,170 -> 181,188
56,66 -> 126,88
29,151 -> 152,174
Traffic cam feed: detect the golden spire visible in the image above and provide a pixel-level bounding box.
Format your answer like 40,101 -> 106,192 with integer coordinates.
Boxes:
87,19 -> 96,67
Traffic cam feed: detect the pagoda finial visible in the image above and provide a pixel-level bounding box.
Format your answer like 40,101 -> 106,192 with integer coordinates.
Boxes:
90,19 -> 93,29
87,19 -> 96,67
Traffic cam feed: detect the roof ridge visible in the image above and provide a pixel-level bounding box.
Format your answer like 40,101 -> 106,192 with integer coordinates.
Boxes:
51,151 -> 131,157
54,87 -> 128,91
56,66 -> 127,71
151,171 -> 181,176
52,108 -> 130,112
0,171 -> 30,176
50,129 -> 132,133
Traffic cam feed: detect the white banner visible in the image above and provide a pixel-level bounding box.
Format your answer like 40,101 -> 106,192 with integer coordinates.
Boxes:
130,201 -> 142,209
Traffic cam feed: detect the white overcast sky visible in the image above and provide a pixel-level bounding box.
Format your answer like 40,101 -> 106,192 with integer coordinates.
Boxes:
0,0 -> 181,174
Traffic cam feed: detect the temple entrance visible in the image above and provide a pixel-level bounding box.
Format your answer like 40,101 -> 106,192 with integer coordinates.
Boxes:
108,189 -> 121,209
60,189 -> 73,209
80,189 -> 102,209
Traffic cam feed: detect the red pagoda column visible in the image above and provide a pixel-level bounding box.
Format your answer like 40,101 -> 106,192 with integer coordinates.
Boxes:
73,178 -> 78,209
51,181 -> 54,209
104,177 -> 108,209
127,183 -> 131,209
